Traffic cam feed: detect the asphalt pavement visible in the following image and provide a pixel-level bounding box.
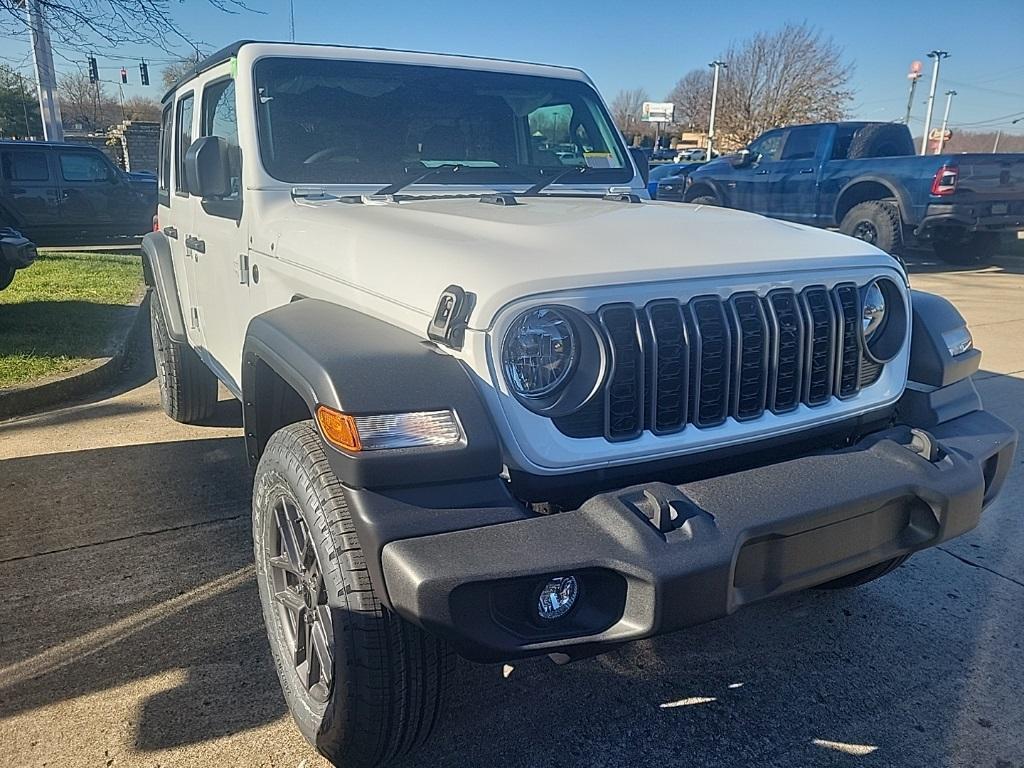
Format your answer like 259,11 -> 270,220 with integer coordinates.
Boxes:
1,253 -> 1022,768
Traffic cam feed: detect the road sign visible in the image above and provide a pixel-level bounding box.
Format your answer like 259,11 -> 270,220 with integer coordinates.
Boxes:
929,128 -> 953,141
642,102 -> 674,123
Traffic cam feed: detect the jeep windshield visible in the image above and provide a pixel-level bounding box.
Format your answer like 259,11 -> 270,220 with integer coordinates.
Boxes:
253,57 -> 632,189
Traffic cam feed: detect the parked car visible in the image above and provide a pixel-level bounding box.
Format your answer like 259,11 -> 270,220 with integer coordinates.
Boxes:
647,161 -> 693,197
0,141 -> 156,245
652,161 -> 704,200
683,122 -> 1024,264
146,41 -> 1015,768
0,225 -> 36,291
676,147 -> 718,162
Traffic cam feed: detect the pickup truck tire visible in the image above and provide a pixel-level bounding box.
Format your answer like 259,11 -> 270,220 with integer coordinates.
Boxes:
846,123 -> 916,160
689,195 -> 721,206
0,264 -> 13,291
149,290 -> 218,423
839,200 -> 902,254
932,230 -> 999,266
254,421 -> 454,768
815,555 -> 911,590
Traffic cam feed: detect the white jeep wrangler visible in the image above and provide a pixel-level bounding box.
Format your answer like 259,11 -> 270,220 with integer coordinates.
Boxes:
145,41 -> 1016,768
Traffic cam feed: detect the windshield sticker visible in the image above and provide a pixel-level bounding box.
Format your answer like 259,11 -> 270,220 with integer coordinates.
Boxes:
584,152 -> 614,169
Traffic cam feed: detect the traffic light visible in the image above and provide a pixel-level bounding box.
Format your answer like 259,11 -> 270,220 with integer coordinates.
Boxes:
139,61 -> 150,86
88,56 -> 98,83
120,67 -> 128,84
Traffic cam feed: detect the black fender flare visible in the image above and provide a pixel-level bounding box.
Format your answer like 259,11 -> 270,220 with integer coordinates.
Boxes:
241,298 -> 503,490
141,231 -> 187,342
683,176 -> 729,205
834,175 -> 915,228
907,290 -> 981,388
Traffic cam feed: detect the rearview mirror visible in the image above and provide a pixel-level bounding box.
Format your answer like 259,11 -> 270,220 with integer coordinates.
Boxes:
629,147 -> 649,185
729,149 -> 754,168
184,136 -> 232,198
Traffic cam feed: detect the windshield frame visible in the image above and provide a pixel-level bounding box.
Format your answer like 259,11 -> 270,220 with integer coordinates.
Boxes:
249,55 -> 637,192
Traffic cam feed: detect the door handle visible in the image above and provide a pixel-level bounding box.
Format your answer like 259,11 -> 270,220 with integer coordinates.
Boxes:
185,235 -> 206,253
799,168 -> 815,174
163,226 -> 178,239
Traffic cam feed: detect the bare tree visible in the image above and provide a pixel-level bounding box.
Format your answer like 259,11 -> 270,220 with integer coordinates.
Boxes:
161,57 -> 202,91
668,23 -> 853,147
122,94 -> 161,121
610,87 -> 649,133
58,70 -> 118,128
0,0 -> 253,55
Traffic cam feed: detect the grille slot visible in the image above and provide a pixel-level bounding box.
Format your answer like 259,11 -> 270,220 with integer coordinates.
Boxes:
598,304 -> 644,441
766,289 -> 805,413
833,284 -> 863,398
644,300 -> 689,434
553,284 -> 882,441
690,296 -> 732,427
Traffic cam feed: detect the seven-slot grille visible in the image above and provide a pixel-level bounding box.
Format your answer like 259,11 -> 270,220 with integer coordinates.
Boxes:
554,284 -> 882,442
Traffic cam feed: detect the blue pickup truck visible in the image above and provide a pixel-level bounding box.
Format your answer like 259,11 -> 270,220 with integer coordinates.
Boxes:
682,122 -> 1024,264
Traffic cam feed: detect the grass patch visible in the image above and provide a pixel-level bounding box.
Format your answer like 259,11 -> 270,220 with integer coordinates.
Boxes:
0,251 -> 143,389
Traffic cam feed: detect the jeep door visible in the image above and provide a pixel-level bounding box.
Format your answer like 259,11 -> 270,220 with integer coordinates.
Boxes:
0,146 -> 62,242
187,68 -> 250,390
54,147 -> 138,238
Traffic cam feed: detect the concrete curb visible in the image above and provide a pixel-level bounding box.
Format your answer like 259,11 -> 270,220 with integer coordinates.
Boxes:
0,290 -> 150,421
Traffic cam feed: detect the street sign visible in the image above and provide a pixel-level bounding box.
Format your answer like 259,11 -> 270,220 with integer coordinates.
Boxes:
642,102 -> 674,123
929,128 -> 953,141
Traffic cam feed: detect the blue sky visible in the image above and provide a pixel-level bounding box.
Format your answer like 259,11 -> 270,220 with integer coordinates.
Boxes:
3,0 -> 1023,133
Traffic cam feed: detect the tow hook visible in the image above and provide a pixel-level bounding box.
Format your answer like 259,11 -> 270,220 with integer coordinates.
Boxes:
906,428 -> 945,463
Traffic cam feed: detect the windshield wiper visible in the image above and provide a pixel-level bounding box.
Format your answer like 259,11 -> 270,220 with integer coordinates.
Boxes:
523,165 -> 590,196
373,163 -> 468,197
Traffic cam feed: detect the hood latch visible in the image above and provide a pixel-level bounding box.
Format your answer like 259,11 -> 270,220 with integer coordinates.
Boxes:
427,284 -> 475,350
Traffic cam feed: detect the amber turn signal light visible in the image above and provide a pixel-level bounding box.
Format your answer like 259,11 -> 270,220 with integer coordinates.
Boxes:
316,405 -> 362,452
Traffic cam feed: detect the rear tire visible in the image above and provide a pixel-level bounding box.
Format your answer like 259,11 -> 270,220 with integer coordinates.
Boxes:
149,290 -> 218,424
0,264 -> 14,291
932,230 -> 999,266
816,555 -> 910,590
254,422 -> 454,768
839,200 -> 902,254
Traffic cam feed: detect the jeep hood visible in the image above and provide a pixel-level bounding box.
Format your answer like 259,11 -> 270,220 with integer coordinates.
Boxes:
268,195 -> 896,331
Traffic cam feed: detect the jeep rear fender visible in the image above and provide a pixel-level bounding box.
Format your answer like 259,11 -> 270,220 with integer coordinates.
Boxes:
141,231 -> 187,342
241,299 -> 502,489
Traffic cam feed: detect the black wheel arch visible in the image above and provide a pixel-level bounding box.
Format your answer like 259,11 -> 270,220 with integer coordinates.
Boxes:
834,176 -> 914,228
241,298 -> 503,489
682,178 -> 728,205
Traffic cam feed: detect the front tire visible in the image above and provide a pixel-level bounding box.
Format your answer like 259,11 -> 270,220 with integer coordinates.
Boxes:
149,290 -> 218,423
839,200 -> 902,254
254,422 -> 454,768
688,195 -> 721,206
0,264 -> 14,291
932,230 -> 999,266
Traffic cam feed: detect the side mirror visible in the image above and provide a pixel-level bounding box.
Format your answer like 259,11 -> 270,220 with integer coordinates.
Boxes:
729,149 -> 754,168
629,147 -> 649,185
184,136 -> 232,198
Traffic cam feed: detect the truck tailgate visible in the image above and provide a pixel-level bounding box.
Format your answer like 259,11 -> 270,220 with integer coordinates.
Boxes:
952,154 -> 1024,203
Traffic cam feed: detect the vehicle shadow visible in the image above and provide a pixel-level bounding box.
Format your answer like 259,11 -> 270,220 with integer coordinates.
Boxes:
0,300 -> 136,362
903,246 -> 1024,277
0,373 -> 1020,766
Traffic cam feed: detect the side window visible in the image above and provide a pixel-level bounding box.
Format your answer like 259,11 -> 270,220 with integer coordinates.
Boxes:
780,126 -> 823,161
175,93 -> 195,194
201,79 -> 241,200
59,151 -> 113,182
748,131 -> 784,163
158,103 -> 172,198
2,150 -> 50,181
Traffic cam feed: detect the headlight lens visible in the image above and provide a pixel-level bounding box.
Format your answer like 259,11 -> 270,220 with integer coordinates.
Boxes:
502,307 -> 577,398
862,280 -> 886,339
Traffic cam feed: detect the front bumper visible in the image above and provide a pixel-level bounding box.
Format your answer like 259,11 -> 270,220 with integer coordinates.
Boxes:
0,228 -> 37,269
920,202 -> 1024,233
376,409 -> 1015,662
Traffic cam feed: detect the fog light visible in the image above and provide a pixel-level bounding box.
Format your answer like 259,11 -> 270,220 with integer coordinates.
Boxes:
537,575 -> 578,620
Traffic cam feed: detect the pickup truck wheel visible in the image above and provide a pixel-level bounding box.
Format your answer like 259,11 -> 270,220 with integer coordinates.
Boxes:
839,200 -> 902,254
932,230 -> 999,266
149,290 -> 218,424
0,264 -> 13,291
254,422 -> 454,768
689,195 -> 720,206
816,554 -> 910,590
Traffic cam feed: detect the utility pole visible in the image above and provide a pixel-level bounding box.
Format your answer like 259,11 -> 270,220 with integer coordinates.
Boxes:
707,60 -> 726,160
26,0 -> 64,141
289,0 -> 296,42
935,90 -> 956,154
994,117 -> 1024,152
904,61 -> 922,124
920,50 -> 949,155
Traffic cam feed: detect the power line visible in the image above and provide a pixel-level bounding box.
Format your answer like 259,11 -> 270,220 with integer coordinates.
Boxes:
951,109 -> 1024,128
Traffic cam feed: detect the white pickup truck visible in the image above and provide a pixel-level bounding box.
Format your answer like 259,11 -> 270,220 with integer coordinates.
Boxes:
144,41 -> 1016,768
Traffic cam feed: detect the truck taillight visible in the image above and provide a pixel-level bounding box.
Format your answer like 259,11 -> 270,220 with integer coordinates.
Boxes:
931,165 -> 958,196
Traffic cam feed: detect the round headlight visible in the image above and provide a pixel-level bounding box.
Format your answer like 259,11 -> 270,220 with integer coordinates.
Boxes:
862,280 -> 886,339
502,307 -> 577,398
